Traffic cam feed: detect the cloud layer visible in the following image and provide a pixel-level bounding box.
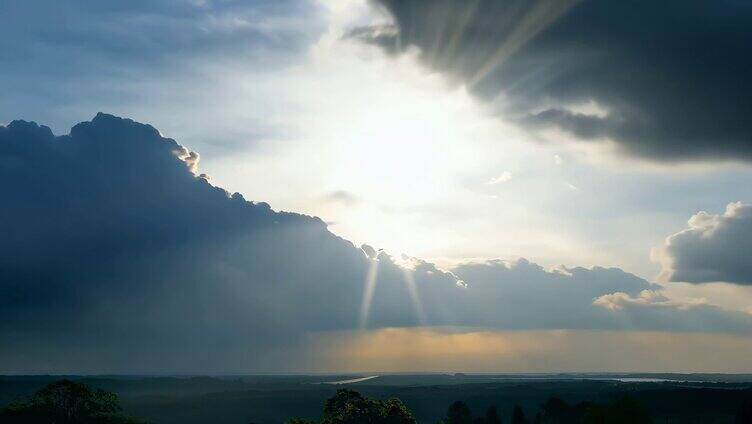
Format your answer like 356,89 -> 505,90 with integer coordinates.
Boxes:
358,0 -> 752,161
656,202 -> 752,285
0,0 -> 326,147
0,0 -> 322,76
1,114 -> 751,372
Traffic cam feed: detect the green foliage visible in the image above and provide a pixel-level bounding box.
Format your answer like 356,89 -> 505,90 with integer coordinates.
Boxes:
0,379 -> 148,424
383,397 -> 417,424
320,389 -> 416,424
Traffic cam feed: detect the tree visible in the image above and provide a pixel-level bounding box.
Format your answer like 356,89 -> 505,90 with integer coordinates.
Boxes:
0,379 -> 148,424
511,405 -> 528,424
445,401 -> 473,424
383,398 -> 417,424
35,380 -> 120,419
320,389 -> 416,424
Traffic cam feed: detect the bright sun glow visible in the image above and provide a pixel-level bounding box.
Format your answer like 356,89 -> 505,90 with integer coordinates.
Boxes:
208,0 -> 629,271
271,0 -> 534,258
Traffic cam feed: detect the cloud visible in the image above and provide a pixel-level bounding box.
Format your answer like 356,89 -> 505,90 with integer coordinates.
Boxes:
326,190 -> 361,206
1,114 -> 750,373
655,202 -> 752,285
0,114 -> 460,372
593,290 -> 670,311
0,0 -> 323,77
358,0 -> 752,162
0,0 -> 327,147
592,289 -> 752,334
449,259 -> 752,333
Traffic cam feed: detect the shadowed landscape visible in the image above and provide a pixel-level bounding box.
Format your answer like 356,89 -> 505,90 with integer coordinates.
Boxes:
3,375 -> 752,423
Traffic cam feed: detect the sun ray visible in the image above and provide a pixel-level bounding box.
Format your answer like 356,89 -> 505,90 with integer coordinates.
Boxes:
468,0 -> 581,87
358,258 -> 380,329
402,268 -> 427,326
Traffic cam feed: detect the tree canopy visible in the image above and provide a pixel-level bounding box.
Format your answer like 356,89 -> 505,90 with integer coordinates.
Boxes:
0,380 -> 147,424
286,389 -> 416,424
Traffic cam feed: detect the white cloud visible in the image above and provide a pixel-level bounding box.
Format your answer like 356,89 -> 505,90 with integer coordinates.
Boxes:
654,202 -> 752,285
593,290 -> 669,311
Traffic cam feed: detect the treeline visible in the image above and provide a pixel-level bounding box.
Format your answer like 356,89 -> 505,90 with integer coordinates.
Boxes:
3,381 -> 752,423
288,388 -> 752,424
284,388 -> 654,424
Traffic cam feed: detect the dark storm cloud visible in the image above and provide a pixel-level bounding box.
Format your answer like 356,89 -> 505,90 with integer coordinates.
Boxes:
656,202 -> 752,285
1,114 -> 750,373
359,0 -> 752,161
0,114 -> 460,372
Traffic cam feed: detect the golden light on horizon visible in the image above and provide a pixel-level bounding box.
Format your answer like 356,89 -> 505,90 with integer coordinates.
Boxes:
307,328 -> 752,373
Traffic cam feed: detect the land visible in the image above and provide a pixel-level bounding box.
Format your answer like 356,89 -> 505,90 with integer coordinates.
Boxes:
2,373 -> 751,423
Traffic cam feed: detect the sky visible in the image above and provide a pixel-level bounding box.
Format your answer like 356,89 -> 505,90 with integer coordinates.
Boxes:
1,0 -> 752,373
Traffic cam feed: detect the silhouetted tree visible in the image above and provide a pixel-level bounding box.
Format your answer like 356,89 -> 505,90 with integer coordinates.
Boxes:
445,401 -> 473,424
320,389 -> 416,424
511,405 -> 528,424
383,398 -> 417,424
0,379 -> 147,424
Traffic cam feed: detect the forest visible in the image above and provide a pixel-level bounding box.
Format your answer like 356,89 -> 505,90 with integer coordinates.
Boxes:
2,377 -> 752,423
